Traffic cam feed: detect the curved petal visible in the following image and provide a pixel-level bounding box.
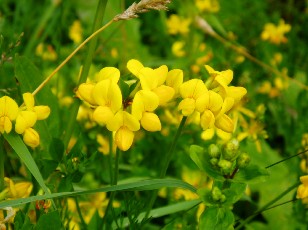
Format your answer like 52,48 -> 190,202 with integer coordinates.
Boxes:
227,86 -> 247,103
215,114 -> 234,133
108,81 -> 123,113
23,93 -> 35,109
0,96 -> 19,120
208,91 -> 223,112
76,83 -> 96,105
93,106 -> 114,126
97,67 -> 120,82
92,79 -> 110,106
15,111 -> 37,134
132,93 -> 144,120
179,79 -> 207,99
127,59 -> 144,78
195,92 -> 210,113
178,98 -> 195,116
115,126 -> 134,151
152,85 -> 175,106
138,67 -> 157,90
215,69 -> 233,86
106,111 -> 123,131
0,116 -> 12,134
201,128 -> 215,140
141,112 -> 161,132
34,106 -> 50,120
200,110 -> 215,130
154,65 -> 168,86
23,128 -> 40,148
166,69 -> 183,95
123,111 -> 140,131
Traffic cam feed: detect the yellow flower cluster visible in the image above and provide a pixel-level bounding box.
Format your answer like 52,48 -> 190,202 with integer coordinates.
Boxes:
76,60 -> 246,151
297,175 -> 308,199
166,14 -> 191,35
0,93 -> 50,148
261,20 -> 291,45
195,0 -> 220,13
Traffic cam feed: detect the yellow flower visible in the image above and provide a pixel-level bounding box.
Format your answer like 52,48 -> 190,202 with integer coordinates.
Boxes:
261,20 -> 291,45
0,96 -> 19,134
172,41 -> 186,57
15,93 -> 50,148
35,43 -> 57,61
69,20 -> 83,44
195,0 -> 220,13
165,69 -> 183,96
297,175 -> 308,199
166,14 -> 191,35
91,79 -> 122,126
178,79 -> 208,116
3,177 -> 33,199
127,59 -> 175,105
107,111 -> 140,151
132,90 -> 161,132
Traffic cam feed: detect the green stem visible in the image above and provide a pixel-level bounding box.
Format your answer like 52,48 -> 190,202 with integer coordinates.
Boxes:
24,1 -> 60,55
0,136 -> 4,191
145,116 -> 187,218
101,148 -> 121,229
74,197 -> 87,229
266,149 -> 308,169
108,132 -> 114,184
63,0 -> 108,149
235,182 -> 299,229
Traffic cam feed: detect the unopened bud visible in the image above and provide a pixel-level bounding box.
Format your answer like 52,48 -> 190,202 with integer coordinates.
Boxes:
211,187 -> 222,201
208,144 -> 220,158
237,152 -> 250,168
223,139 -> 239,160
210,158 -> 218,166
218,159 -> 232,172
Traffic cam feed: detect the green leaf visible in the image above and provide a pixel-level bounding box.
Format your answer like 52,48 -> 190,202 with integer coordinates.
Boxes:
49,138 -> 64,162
199,207 -> 234,230
113,199 -> 202,228
197,188 -> 218,206
36,211 -> 62,230
190,145 -> 224,181
223,182 -> 247,207
14,210 -> 34,230
14,56 -> 60,146
0,178 -> 197,208
118,78 -> 130,100
3,132 -> 50,195
58,176 -> 73,192
39,159 -> 58,179
233,164 -> 269,184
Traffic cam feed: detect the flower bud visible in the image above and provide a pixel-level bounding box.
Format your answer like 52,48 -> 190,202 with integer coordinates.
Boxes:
208,144 -> 220,158
211,187 -> 222,201
218,159 -> 232,173
237,153 -> 250,168
223,138 -> 239,160
210,158 -> 218,166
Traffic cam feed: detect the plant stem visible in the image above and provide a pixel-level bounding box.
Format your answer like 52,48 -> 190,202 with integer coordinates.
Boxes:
108,132 -> 114,184
102,148 -> 121,229
74,197 -> 87,229
0,136 -> 5,191
235,182 -> 299,229
266,149 -> 308,169
145,116 -> 187,218
61,0 -> 110,149
24,0 -> 61,55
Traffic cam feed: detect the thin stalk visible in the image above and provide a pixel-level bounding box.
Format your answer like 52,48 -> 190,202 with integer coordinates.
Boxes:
74,197 -> 87,229
145,116 -> 187,218
0,136 -> 5,191
61,0 -> 110,149
235,182 -> 299,229
102,148 -> 121,229
24,0 -> 61,55
108,132 -> 114,185
266,149 -> 308,169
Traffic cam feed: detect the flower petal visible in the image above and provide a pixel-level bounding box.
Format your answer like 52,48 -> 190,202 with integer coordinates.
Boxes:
141,112 -> 161,132
179,79 -> 207,99
166,69 -> 183,95
0,96 -> 19,120
23,128 -> 40,148
200,110 -> 215,130
97,67 -> 120,83
215,114 -> 234,133
138,67 -> 158,90
152,85 -> 175,105
115,126 -> 134,151
23,93 -> 35,109
154,65 -> 168,86
0,116 -> 12,133
93,106 -> 114,126
178,98 -> 195,116
76,83 -> 96,105
34,106 -> 50,120
127,59 -> 144,78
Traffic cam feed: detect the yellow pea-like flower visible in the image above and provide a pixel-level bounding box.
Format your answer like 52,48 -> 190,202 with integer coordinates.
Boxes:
297,175 -> 308,199
15,111 -> 37,134
96,67 -> 120,83
76,83 -> 97,105
0,96 -> 19,134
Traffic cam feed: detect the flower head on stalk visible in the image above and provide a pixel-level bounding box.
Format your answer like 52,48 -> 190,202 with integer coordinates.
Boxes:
15,93 -> 50,148
297,175 -> 308,199
0,96 -> 19,134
